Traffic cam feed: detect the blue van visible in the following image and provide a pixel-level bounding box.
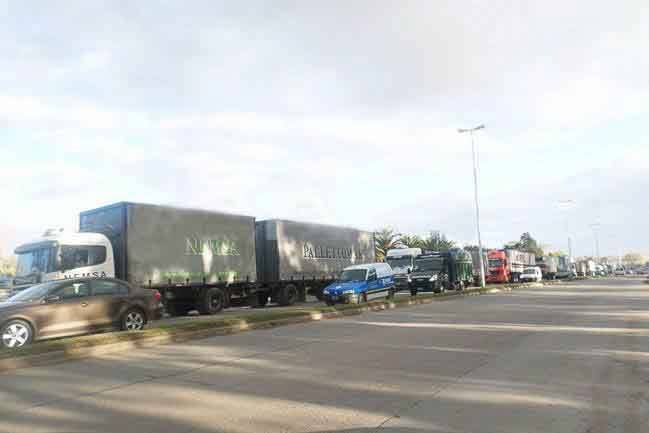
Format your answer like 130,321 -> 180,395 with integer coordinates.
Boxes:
322,263 -> 395,305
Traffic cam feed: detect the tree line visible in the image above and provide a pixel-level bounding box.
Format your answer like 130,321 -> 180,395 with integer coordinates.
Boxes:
374,228 -> 455,262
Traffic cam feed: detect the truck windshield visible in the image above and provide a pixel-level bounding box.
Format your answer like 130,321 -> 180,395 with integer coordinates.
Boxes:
386,256 -> 411,270
339,269 -> 367,282
488,259 -> 503,267
15,248 -> 54,277
413,258 -> 443,272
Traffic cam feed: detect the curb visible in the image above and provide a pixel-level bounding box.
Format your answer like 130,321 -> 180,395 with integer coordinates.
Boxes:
0,281 -> 551,373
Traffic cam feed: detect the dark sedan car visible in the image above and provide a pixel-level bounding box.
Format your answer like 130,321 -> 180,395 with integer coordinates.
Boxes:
0,278 -> 162,349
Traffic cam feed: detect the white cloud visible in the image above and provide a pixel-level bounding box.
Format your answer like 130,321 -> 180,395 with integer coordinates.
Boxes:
1,1 -> 648,258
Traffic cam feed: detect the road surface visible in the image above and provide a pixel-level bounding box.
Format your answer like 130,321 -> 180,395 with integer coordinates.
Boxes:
1,278 -> 648,433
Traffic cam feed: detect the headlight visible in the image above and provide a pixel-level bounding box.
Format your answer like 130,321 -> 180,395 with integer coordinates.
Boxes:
429,274 -> 438,282
343,289 -> 355,294
407,276 -> 412,283
323,289 -> 329,295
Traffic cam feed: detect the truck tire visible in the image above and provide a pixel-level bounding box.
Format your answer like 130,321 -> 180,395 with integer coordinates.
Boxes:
198,288 -> 225,315
278,284 -> 298,306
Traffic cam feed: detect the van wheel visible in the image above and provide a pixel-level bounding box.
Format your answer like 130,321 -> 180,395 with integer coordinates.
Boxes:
358,292 -> 367,304
1,319 -> 33,349
199,288 -> 225,315
278,284 -> 298,306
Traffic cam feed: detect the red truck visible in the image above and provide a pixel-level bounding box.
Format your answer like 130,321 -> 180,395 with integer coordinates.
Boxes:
486,249 -> 536,283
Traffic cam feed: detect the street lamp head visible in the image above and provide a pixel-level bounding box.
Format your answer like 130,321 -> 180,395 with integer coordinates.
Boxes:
458,124 -> 485,133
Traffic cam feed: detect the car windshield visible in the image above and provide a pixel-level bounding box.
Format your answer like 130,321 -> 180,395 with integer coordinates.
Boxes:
488,259 -> 503,267
523,268 -> 536,274
413,257 -> 444,272
16,248 -> 54,277
386,256 -> 412,270
6,281 -> 60,303
339,269 -> 367,282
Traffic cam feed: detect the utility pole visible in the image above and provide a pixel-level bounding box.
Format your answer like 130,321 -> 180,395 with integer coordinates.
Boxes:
458,124 -> 486,288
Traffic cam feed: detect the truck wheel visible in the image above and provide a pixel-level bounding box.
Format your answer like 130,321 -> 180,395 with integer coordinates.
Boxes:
198,288 -> 225,315
278,284 -> 298,306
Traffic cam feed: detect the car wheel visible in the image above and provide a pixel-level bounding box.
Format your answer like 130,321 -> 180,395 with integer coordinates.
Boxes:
121,309 -> 146,331
1,319 -> 33,349
325,299 -> 335,306
410,288 -> 418,297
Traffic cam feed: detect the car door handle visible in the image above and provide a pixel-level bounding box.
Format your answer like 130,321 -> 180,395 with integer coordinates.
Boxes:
81,302 -> 89,307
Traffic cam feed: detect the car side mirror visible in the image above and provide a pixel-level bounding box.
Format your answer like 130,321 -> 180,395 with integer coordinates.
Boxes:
44,295 -> 61,303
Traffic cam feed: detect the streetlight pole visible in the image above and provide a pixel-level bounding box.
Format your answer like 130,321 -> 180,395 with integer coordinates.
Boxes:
459,124 -> 486,288
557,200 -> 574,262
590,223 -> 601,263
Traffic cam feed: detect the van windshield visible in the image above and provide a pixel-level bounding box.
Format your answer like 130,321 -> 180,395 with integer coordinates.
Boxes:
339,269 -> 367,282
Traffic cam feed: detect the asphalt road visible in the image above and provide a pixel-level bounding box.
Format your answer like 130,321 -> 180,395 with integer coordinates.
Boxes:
2,278 -> 649,433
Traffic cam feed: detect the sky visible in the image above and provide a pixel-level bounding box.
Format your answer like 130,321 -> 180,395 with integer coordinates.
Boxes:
1,0 -> 648,258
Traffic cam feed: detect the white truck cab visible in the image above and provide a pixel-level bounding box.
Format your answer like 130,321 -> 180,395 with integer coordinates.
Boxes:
13,230 -> 115,289
385,248 -> 422,289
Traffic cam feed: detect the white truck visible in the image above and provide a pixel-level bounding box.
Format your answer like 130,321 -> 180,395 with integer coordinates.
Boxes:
385,248 -> 422,290
12,202 -> 375,315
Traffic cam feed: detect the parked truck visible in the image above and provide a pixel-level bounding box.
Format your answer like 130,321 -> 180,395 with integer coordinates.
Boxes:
12,202 -> 375,315
486,249 -> 535,283
536,256 -> 559,280
409,248 -> 473,295
556,256 -> 573,279
384,248 -> 422,291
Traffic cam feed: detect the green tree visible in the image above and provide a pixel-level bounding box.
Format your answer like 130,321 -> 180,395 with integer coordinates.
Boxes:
374,228 -> 402,262
547,251 -> 566,257
506,232 -> 543,256
400,234 -> 424,248
421,231 -> 455,252
0,255 -> 16,276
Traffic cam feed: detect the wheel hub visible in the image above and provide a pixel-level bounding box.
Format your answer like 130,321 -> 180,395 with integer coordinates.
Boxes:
2,324 -> 29,348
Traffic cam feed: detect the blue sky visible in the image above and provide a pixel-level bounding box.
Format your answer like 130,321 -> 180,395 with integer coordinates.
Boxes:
1,0 -> 648,259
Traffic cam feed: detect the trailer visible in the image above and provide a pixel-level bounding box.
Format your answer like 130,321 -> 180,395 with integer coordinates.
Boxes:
13,202 -> 375,316
536,256 -> 559,279
255,219 -> 375,302
469,249 -> 488,286
556,256 -> 573,279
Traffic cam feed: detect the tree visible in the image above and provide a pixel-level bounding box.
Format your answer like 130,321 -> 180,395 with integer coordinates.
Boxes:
374,228 -> 402,262
622,252 -> 644,266
400,235 -> 424,248
547,251 -> 566,257
0,255 -> 16,276
505,232 -> 543,256
421,231 -> 455,252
